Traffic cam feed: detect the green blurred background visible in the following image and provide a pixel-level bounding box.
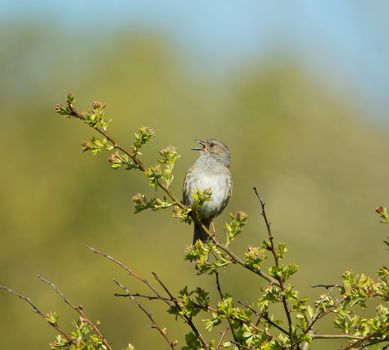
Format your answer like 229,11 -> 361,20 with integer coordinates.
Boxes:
1,1 -> 388,349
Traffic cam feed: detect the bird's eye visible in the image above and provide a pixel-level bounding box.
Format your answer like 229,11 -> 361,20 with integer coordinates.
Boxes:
209,142 -> 215,148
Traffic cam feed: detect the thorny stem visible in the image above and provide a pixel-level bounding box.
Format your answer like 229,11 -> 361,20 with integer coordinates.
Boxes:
113,279 -> 177,350
0,285 -> 72,345
37,276 -> 113,350
253,187 -> 294,349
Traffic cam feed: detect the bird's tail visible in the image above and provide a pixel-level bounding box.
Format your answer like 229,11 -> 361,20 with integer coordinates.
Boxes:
193,221 -> 210,245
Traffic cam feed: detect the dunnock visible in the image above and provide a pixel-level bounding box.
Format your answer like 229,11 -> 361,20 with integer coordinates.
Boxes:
183,139 -> 232,244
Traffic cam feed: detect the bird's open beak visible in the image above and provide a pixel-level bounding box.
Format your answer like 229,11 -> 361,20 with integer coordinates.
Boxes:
192,139 -> 206,151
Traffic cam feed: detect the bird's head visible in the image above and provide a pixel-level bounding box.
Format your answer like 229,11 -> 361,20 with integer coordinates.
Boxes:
192,139 -> 231,168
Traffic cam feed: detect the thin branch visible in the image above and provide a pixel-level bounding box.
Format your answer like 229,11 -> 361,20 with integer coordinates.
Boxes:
313,334 -> 365,340
237,301 -> 289,336
207,231 -> 277,285
302,284 -> 346,337
114,292 -> 172,302
338,325 -> 389,350
152,272 -> 210,350
37,276 -> 112,350
231,341 -> 250,350
312,284 -> 343,290
300,341 -> 310,350
88,246 -> 170,306
253,187 -> 294,348
113,279 -> 177,350
215,271 -> 240,347
216,326 -> 229,350
38,275 -> 77,309
0,285 -> 72,344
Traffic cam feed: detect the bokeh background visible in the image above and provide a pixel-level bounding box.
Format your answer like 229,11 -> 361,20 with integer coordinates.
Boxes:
1,1 -> 388,349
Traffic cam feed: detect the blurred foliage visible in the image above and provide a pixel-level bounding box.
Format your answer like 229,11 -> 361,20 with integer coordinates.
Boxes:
1,22 -> 389,350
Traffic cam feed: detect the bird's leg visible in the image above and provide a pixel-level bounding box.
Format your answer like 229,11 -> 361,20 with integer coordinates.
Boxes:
211,221 -> 216,238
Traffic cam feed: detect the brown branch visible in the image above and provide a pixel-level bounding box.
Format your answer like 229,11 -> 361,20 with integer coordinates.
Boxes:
231,341 -> 250,350
253,187 -> 294,348
114,292 -> 172,302
88,246 -> 170,307
37,276 -> 112,350
237,301 -> 289,336
205,228 -> 277,285
215,271 -> 241,348
302,284 -> 346,337
338,324 -> 389,350
0,284 -> 72,345
152,272 -> 210,350
113,279 -> 177,349
313,334 -> 365,340
216,326 -> 229,350
312,284 -> 343,290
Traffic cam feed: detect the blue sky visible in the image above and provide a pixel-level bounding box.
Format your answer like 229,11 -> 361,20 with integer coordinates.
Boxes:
2,0 -> 388,118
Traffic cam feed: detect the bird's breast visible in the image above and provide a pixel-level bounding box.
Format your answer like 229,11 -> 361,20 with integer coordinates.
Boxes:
185,168 -> 232,219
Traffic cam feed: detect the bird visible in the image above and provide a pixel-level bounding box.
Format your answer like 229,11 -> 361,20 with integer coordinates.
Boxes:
183,139 -> 232,244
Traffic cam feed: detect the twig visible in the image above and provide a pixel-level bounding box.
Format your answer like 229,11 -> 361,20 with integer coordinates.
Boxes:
152,272 -> 210,350
313,283 -> 389,300
207,229 -> 277,284
215,271 -> 240,347
302,284 -> 345,337
237,301 -> 289,336
312,284 -> 343,290
216,326 -> 229,350
231,341 -> 250,350
88,246 -> 170,306
114,292 -> 172,302
0,285 -> 72,344
313,334 -> 365,340
38,275 -> 77,309
301,341 -> 310,350
338,325 -> 389,350
113,279 -> 177,349
253,187 -> 294,348
37,276 -> 112,350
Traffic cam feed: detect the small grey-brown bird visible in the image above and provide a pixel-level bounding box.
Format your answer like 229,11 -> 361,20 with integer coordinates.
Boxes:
183,139 -> 232,244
